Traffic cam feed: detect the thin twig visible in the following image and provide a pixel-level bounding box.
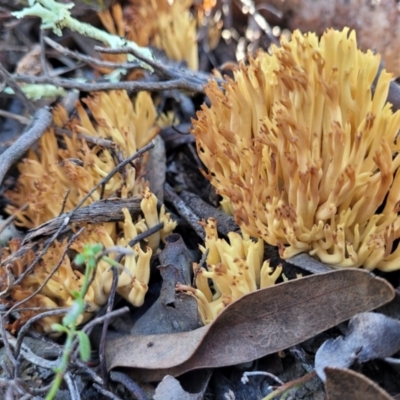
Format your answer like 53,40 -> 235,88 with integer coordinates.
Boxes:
14,308 -> 68,363
115,222 -> 164,263
0,107 -> 53,186
263,371 -> 316,400
54,127 -> 116,149
71,307 -> 130,361
39,30 -> 50,77
0,204 -> 27,235
74,360 -> 103,385
109,371 -> 148,400
95,45 -> 218,90
64,372 -> 81,400
0,62 -> 36,114
44,37 -> 141,70
0,314 -> 17,370
59,189 -> 71,216
93,383 -> 123,400
6,331 -> 60,370
13,74 -> 205,94
74,141 -> 154,211
99,267 -> 119,387
0,109 -> 30,125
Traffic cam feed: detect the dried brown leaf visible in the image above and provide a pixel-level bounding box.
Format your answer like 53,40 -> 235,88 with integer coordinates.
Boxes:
106,269 -> 393,382
325,368 -> 394,400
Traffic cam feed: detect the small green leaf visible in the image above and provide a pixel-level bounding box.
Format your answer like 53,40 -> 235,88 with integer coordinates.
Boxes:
51,323 -> 68,333
74,254 -> 86,265
92,243 -> 103,254
76,331 -> 91,362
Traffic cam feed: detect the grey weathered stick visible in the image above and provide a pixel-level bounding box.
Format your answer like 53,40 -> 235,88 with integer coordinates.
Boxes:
0,108 -> 53,186
164,183 -> 205,240
179,190 -> 240,236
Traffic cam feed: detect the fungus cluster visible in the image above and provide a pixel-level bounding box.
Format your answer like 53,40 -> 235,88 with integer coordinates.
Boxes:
178,218 -> 281,324
192,28 -> 400,271
2,90 -> 176,332
7,91 -> 158,227
100,0 -> 198,70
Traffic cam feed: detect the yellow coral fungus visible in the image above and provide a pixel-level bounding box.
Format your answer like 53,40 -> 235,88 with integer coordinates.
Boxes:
123,0 -> 198,70
2,89 -> 177,332
1,201 -> 176,332
179,219 -> 281,324
6,91 -> 158,227
192,28 -> 400,271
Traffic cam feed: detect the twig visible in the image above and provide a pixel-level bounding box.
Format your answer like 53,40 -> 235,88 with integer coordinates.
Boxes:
115,222 -> 164,263
0,204 -> 27,236
64,372 -> 81,400
164,183 -> 205,239
74,360 -> 103,385
0,109 -> 30,125
0,62 -> 36,114
262,371 -> 316,400
54,127 -> 116,149
109,371 -> 148,400
39,30 -> 50,77
93,383 -> 123,400
0,314 -> 17,370
99,267 -> 119,387
242,371 -> 284,386
76,142 -> 154,212
95,45 -> 217,90
179,190 -> 240,236
44,37 -> 141,70
59,189 -> 71,216
6,331 -> 60,370
13,74 -> 206,94
24,197 -> 142,243
14,308 -> 68,368
0,107 -> 53,186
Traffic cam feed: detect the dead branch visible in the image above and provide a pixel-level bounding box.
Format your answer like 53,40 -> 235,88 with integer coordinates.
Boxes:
0,107 -> 53,186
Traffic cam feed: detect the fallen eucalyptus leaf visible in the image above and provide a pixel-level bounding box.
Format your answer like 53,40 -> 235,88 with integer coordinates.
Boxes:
106,269 -> 393,382
325,368 -> 394,400
315,312 -> 400,381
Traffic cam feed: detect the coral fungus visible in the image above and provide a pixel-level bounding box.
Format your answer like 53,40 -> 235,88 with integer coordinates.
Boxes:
178,219 -> 281,324
192,28 -> 400,271
2,90 -> 176,332
6,90 -> 158,227
122,0 -> 198,70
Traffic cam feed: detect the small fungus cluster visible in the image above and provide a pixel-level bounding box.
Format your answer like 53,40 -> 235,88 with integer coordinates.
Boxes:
100,0 -> 198,70
178,218 -> 281,324
192,28 -> 400,271
2,90 -> 176,332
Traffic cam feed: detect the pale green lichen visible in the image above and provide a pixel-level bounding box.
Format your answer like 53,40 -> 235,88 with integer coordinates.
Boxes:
4,84 -> 66,100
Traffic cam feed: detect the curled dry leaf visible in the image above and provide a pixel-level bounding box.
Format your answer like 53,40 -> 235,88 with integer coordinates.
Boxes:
315,312 -> 400,381
325,368 -> 394,400
106,269 -> 393,382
